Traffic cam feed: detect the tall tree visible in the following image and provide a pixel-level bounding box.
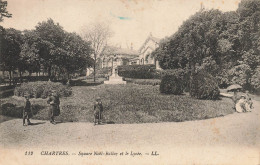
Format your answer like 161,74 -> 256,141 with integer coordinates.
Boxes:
0,0 -> 12,22
154,0 -> 260,90
0,28 -> 22,85
35,19 -> 66,78
61,32 -> 93,80
81,22 -> 113,82
154,9 -> 223,73
237,0 -> 260,70
20,30 -> 41,76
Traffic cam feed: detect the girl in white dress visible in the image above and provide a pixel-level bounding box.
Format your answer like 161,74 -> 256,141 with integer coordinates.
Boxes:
235,96 -> 246,113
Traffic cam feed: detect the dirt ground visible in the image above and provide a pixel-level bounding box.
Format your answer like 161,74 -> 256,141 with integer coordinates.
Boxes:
0,100 -> 259,165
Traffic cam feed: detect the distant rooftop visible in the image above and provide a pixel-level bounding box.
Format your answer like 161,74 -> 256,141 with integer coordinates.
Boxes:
139,33 -> 161,52
149,36 -> 161,43
102,46 -> 139,56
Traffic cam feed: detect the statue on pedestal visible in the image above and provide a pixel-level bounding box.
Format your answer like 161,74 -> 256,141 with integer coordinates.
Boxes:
104,60 -> 126,84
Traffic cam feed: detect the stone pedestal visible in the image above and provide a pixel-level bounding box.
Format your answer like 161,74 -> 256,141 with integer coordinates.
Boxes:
104,67 -> 126,85
104,76 -> 126,84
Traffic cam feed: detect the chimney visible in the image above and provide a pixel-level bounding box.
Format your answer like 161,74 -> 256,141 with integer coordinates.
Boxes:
131,43 -> 133,50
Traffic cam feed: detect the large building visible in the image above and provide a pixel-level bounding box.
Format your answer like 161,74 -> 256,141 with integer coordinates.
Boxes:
136,33 -> 161,69
100,33 -> 161,70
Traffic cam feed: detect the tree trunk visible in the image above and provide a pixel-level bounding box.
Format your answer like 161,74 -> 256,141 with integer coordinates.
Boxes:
12,71 -> 16,85
94,55 -> 96,82
19,70 -> 22,83
189,60 -> 195,91
2,71 -> 6,85
48,66 -> 51,80
8,70 -> 12,86
67,72 -> 70,80
66,72 -> 70,85
111,58 -> 113,75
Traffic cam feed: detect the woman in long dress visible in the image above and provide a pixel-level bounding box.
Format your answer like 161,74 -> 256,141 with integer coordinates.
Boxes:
235,95 -> 251,113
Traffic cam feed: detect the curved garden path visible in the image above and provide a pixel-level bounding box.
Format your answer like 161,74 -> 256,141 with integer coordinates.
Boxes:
0,100 -> 259,165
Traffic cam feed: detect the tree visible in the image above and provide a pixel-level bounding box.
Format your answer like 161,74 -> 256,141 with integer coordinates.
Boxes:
60,32 -> 93,80
35,19 -> 66,78
154,10 -> 225,70
20,19 -> 93,81
0,28 -> 23,85
81,22 -> 113,82
154,9 -> 225,91
20,30 -> 42,76
250,66 -> 260,94
237,0 -> 260,70
0,0 -> 12,22
228,63 -> 252,89
153,0 -> 260,92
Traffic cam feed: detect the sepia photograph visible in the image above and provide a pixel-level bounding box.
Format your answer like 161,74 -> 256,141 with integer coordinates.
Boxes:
0,0 -> 259,164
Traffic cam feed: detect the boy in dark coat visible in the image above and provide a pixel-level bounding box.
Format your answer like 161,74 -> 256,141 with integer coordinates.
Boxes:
94,97 -> 103,125
47,90 -> 60,125
23,95 -> 32,126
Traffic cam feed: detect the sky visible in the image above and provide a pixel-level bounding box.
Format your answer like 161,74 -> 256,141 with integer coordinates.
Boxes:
1,0 -> 241,49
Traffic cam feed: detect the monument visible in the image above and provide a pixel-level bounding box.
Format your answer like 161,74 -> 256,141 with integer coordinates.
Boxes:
104,60 -> 126,85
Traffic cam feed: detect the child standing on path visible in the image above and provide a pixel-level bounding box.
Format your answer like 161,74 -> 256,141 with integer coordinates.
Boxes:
94,97 -> 103,125
23,95 -> 32,126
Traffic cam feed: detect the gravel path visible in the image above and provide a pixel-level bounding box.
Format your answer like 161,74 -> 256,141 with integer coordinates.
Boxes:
0,100 -> 259,165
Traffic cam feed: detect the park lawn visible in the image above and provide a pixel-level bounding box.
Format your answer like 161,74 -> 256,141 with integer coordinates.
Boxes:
0,84 -> 234,123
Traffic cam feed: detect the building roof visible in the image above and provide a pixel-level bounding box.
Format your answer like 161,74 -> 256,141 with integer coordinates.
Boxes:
139,33 -> 161,52
114,47 -> 139,55
150,36 -> 161,43
102,46 -> 139,56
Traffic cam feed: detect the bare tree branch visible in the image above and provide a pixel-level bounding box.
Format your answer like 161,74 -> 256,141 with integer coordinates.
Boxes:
81,22 -> 113,82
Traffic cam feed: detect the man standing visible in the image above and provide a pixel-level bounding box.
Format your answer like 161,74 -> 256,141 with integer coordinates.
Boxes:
23,94 -> 32,126
47,90 -> 60,125
94,97 -> 103,125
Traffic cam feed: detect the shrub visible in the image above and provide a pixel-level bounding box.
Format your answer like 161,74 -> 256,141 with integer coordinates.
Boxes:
0,85 -> 15,91
22,76 -> 49,82
0,89 -> 14,98
160,75 -> 184,95
228,64 -> 252,89
127,79 -> 161,86
118,64 -> 156,79
153,68 -> 186,78
0,101 -> 45,118
157,69 -> 190,91
216,69 -> 230,89
14,81 -> 72,98
250,66 -> 260,94
0,103 -> 22,118
189,70 -> 220,100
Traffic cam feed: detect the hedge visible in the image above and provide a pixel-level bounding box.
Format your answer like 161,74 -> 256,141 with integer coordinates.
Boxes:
125,78 -> 161,86
118,64 -> 156,79
0,89 -> 14,98
14,81 -> 72,98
